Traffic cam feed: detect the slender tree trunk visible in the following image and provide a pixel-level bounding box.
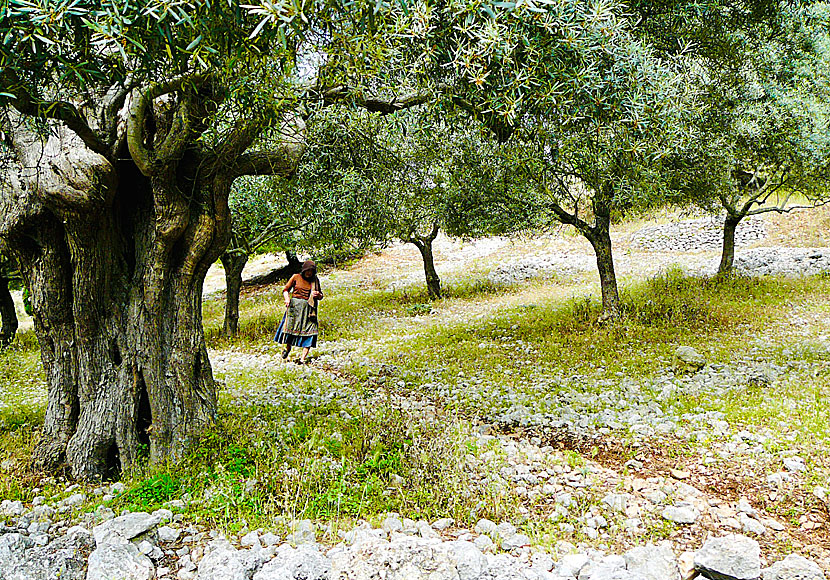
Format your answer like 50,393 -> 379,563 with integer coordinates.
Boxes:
585,216 -> 620,319
412,237 -> 441,300
220,252 -> 248,338
0,275 -> 17,347
718,214 -> 742,275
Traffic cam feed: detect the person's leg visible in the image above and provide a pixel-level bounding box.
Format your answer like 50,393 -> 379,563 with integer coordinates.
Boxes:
282,344 -> 292,359
299,347 -> 310,363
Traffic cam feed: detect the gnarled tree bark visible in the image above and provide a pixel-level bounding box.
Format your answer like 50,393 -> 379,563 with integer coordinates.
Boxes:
0,77 -> 305,480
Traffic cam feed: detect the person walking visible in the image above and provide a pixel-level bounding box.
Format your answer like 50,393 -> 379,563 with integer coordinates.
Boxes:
274,260 -> 323,363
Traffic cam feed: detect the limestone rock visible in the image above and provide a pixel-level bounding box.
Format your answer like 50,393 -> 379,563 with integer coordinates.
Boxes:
0,527 -> 93,580
694,534 -> 761,580
662,504 -> 700,525
762,555 -> 824,580
92,512 -> 162,546
253,544 -> 330,580
329,536 -> 457,579
674,346 -> 705,372
446,540 -> 489,580
624,544 -> 681,580
86,541 -> 155,580
197,539 -> 248,580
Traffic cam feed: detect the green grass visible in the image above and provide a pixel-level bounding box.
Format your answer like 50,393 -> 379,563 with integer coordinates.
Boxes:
4,256 -> 830,546
112,395 -> 517,533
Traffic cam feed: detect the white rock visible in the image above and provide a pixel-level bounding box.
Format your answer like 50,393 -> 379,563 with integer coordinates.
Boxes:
446,540 -> 489,580
93,512 -> 162,546
694,534 -> 761,580
602,494 -> 629,512
474,518 -> 497,535
0,500 -> 25,516
432,518 -> 454,531
739,513 -> 766,536
662,504 -> 700,525
558,553 -> 590,577
197,539 -> 247,580
474,535 -> 496,554
253,544 -> 331,580
261,532 -> 280,547
624,544 -> 680,580
86,542 -> 155,580
240,530 -> 261,548
762,554 -> 824,580
158,525 -> 181,543
501,533 -> 531,551
382,516 -> 403,534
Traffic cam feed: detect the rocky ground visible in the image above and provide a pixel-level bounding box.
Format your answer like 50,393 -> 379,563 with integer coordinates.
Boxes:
2,210 -> 830,579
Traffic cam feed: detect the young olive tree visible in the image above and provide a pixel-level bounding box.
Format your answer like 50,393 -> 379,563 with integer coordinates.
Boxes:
220,177 -> 307,338
688,6 -> 830,273
420,1 -> 693,317
622,1 -> 830,273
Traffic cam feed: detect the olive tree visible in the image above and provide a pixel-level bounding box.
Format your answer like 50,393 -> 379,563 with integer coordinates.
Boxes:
622,1 -> 830,274
0,0 -> 420,480
689,5 -> 830,274
418,0 -> 693,317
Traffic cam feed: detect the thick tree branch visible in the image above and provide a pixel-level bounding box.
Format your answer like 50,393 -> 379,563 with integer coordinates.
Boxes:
232,116 -> 306,178
1,70 -> 109,157
323,86 -> 433,114
127,73 -> 210,176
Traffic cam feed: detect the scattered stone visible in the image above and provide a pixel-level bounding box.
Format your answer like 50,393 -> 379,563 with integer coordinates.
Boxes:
671,469 -> 691,480
602,493 -> 629,512
432,518 -> 454,531
86,542 -> 155,580
695,534 -> 761,580
158,525 -> 181,543
501,532 -> 530,551
783,457 -> 806,473
558,553 -> 590,577
475,519 -> 497,535
675,346 -> 706,372
739,514 -> 766,536
197,538 -> 248,580
474,534 -> 496,553
624,544 -> 681,580
0,500 -> 24,516
762,554 -> 824,580
662,504 -> 700,525
240,530 -> 261,548
261,532 -> 281,547
254,544 -> 330,580
93,512 -> 162,546
446,540 -> 489,580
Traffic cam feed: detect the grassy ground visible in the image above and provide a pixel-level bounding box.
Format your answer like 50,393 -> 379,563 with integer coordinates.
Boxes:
1,222 -> 829,555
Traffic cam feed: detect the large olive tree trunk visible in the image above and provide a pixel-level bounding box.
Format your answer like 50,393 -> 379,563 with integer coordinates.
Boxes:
0,79 -> 304,480
0,275 -> 17,347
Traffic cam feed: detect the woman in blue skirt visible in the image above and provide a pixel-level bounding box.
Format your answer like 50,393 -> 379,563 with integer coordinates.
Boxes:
275,260 -> 323,363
